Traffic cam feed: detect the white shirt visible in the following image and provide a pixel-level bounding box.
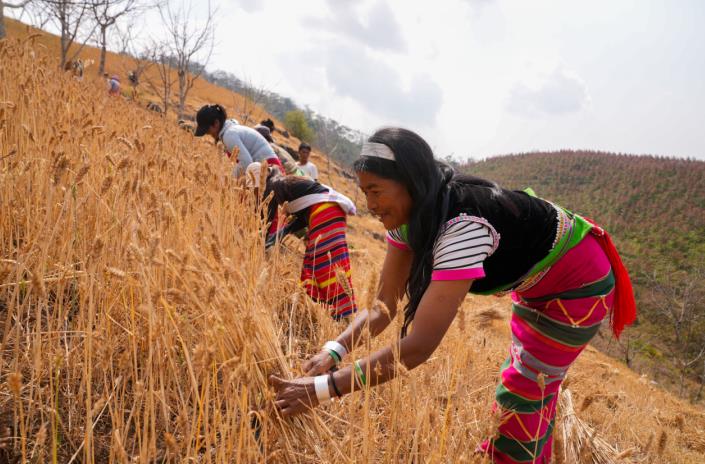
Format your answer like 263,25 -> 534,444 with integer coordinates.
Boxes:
297,161 -> 318,180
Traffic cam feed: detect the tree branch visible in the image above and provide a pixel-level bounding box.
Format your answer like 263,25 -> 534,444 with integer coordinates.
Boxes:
5,0 -> 32,8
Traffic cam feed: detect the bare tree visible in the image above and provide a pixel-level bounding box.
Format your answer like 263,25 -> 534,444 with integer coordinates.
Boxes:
1,0 -> 32,39
141,39 -> 174,115
235,76 -> 269,126
35,0 -> 95,68
599,317 -> 639,368
18,0 -> 53,30
114,23 -> 152,99
312,116 -> 339,188
646,264 -> 705,398
159,0 -> 214,119
622,333 -> 633,367
89,0 -> 139,75
113,17 -> 136,54
696,359 -> 705,404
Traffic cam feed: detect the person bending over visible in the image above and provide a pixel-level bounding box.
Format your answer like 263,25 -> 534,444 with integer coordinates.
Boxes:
248,162 -> 358,320
270,127 -> 636,463
194,104 -> 284,176
253,124 -> 302,176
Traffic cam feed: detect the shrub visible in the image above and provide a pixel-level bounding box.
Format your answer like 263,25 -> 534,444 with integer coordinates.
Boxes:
284,110 -> 315,142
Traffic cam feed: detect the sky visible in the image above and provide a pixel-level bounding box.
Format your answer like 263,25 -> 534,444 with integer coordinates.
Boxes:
14,0 -> 705,160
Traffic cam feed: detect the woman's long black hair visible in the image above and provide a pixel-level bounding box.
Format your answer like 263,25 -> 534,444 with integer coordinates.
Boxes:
353,127 -> 499,336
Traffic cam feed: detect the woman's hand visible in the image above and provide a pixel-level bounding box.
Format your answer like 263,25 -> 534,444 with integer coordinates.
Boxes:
269,375 -> 319,417
302,350 -> 336,376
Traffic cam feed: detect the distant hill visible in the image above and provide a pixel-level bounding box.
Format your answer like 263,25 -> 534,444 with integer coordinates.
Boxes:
462,151 -> 705,396
463,152 -> 704,258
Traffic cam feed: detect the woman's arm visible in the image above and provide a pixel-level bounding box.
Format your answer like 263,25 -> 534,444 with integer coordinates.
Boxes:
302,242 -> 413,375
273,278 -> 472,416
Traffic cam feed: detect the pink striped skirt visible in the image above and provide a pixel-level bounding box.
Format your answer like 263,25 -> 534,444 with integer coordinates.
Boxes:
479,234 -> 615,463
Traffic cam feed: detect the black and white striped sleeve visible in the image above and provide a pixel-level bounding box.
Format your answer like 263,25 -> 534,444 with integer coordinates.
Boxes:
431,215 -> 499,281
386,227 -> 411,251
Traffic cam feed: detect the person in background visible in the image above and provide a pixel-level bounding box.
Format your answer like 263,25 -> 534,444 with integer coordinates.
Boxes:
297,143 -> 318,181
253,124 -> 273,143
128,70 -> 139,99
246,162 -> 358,320
65,59 -> 84,80
254,124 -> 303,176
260,118 -> 276,133
270,127 -> 637,463
194,104 -> 284,177
108,74 -> 121,96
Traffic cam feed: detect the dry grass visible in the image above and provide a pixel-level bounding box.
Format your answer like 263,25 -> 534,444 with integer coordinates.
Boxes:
2,29 -> 705,463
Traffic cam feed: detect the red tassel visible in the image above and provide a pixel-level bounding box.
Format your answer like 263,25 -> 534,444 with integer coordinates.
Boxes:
584,218 -> 637,338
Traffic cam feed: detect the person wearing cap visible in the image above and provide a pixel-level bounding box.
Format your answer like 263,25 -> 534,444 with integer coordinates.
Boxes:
253,124 -> 302,176
269,127 -> 637,463
297,143 -> 318,181
194,104 -> 284,177
245,162 -> 358,320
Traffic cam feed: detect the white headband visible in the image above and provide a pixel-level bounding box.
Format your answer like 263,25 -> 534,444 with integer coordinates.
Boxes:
360,142 -> 396,161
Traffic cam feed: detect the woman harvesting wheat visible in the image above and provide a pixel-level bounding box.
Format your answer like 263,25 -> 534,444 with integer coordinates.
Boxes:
270,127 -> 637,463
194,104 -> 284,176
247,162 -> 358,320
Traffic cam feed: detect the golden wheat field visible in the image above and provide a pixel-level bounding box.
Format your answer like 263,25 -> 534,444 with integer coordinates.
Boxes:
2,29 -> 705,463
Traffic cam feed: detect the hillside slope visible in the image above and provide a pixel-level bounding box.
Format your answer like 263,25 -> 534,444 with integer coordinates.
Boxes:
3,18 -> 344,176
2,21 -> 705,463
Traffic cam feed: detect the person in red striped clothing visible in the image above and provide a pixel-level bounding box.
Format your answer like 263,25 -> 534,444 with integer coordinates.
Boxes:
247,162 -> 358,320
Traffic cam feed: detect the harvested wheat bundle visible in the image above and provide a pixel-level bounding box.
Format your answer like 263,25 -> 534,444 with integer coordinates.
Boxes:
557,389 -> 623,464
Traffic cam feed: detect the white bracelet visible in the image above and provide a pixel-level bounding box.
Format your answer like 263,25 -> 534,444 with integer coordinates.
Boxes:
314,375 -> 332,404
323,340 -> 347,360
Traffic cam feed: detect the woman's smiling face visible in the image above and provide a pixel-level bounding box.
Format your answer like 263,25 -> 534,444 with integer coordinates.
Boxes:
357,171 -> 413,230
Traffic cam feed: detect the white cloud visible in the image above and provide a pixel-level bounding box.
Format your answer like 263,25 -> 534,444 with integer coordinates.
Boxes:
311,0 -> 407,52
81,0 -> 705,160
507,66 -> 591,117
231,0 -> 265,13
322,43 -> 442,125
